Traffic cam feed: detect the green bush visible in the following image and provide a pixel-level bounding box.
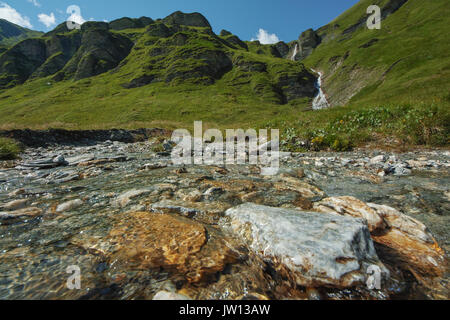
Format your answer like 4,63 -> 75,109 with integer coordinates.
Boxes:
0,138 -> 22,160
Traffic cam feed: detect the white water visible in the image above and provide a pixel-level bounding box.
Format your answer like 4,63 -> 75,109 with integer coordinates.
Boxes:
290,44 -> 299,61
311,69 -> 330,110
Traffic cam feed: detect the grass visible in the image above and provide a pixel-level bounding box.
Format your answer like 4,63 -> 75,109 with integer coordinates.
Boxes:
268,103 -> 449,152
0,137 -> 22,160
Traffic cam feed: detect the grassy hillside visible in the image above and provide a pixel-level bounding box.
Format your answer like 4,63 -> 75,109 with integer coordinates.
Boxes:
0,19 -> 42,46
303,0 -> 450,107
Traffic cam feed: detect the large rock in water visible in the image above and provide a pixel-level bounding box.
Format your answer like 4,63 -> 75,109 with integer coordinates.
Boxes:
223,203 -> 387,288
107,212 -> 238,283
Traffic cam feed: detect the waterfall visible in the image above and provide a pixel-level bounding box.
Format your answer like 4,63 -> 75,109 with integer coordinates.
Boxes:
290,44 -> 299,61
311,69 -> 330,110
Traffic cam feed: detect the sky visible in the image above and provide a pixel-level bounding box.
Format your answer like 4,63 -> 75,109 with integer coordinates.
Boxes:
0,0 -> 360,43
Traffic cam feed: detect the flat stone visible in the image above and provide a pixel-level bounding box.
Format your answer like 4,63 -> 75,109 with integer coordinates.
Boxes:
56,199 -> 84,213
223,203 -> 387,288
112,189 -> 152,207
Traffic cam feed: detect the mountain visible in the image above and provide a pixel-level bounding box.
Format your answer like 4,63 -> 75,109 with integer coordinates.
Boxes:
0,11 -> 317,130
295,0 -> 449,107
0,19 -> 43,47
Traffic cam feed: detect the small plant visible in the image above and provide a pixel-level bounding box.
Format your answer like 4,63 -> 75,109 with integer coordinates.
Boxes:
0,138 -> 22,160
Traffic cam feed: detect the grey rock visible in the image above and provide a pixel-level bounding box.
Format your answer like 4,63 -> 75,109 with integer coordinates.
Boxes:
56,199 -> 83,213
223,203 -> 388,287
153,291 -> 192,300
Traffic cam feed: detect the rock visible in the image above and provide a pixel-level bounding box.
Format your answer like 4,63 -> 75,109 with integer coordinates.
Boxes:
56,199 -> 83,213
162,11 -> 212,29
370,155 -> 386,164
153,291 -> 192,300
151,200 -> 202,218
0,199 -> 29,211
20,156 -> 68,169
140,163 -> 167,171
0,207 -> 43,221
112,189 -> 152,207
297,29 -> 321,60
314,196 -> 386,232
107,212 -> 237,283
223,203 -> 387,288
315,197 -> 446,286
220,30 -> 232,37
367,203 -> 446,283
274,176 -> 325,199
8,188 -> 26,197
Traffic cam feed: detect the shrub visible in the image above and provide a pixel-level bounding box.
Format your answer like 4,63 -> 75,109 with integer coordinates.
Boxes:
0,138 -> 22,160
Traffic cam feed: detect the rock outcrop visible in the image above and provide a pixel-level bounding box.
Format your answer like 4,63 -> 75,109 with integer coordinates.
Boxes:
162,11 -> 212,29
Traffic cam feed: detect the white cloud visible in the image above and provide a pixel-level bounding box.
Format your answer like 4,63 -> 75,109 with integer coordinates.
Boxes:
251,28 -> 280,44
38,12 -> 56,28
67,5 -> 86,25
27,0 -> 41,7
0,2 -> 33,28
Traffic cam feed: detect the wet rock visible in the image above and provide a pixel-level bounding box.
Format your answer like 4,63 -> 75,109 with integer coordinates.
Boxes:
140,163 -> 167,171
112,189 -> 152,207
370,155 -> 386,164
367,203 -> 446,286
56,199 -> 83,213
314,196 -> 386,232
314,197 -> 446,288
19,155 -> 68,169
107,212 -> 238,283
0,207 -> 43,221
274,175 -> 325,199
223,203 -> 388,288
8,188 -> 26,197
0,199 -> 29,211
153,291 -> 192,300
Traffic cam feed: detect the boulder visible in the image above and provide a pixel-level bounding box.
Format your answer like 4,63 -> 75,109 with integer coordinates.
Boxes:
107,212 -> 237,283
223,203 -> 387,288
314,197 -> 446,285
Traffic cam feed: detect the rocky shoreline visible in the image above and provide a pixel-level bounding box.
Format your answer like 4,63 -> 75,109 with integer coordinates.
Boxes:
0,138 -> 448,300
0,128 -> 169,147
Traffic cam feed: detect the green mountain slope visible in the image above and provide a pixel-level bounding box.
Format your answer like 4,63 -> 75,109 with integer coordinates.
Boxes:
0,19 -> 43,46
302,0 -> 450,107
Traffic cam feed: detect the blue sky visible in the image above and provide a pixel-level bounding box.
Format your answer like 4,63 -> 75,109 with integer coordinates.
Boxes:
1,0 -> 359,42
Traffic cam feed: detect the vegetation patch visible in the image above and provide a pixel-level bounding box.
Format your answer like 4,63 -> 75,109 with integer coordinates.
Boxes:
0,137 -> 22,160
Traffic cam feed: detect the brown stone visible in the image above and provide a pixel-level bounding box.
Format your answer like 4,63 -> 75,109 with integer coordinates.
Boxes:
107,212 -> 237,283
274,176 -> 325,199
314,197 -> 447,288
314,196 -> 386,232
